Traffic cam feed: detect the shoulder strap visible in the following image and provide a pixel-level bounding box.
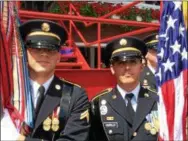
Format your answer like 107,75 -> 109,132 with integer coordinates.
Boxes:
60,82 -> 73,122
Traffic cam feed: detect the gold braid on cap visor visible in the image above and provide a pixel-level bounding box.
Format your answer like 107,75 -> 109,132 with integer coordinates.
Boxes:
112,47 -> 141,55
27,31 -> 61,41
145,40 -> 158,45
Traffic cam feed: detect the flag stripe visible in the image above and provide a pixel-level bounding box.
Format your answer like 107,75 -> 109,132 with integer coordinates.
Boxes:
156,2 -> 188,140
161,80 -> 175,140
174,72 -> 184,140
158,87 -> 169,140
183,70 -> 188,140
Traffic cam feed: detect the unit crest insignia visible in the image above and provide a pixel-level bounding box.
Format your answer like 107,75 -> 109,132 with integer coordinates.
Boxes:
41,22 -> 50,32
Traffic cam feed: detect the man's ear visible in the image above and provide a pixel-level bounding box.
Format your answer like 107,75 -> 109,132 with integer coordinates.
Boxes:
57,53 -> 61,63
110,65 -> 115,75
140,63 -> 144,72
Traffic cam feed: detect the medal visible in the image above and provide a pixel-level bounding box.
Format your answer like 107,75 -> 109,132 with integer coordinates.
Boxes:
144,122 -> 152,131
52,118 -> 59,125
43,124 -> 51,131
151,111 -> 159,132
150,127 -> 157,135
52,118 -> 59,132
43,117 -> 51,131
51,125 -> 59,132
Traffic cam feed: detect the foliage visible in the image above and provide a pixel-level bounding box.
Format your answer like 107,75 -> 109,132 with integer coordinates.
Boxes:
49,2 -> 160,22
48,1 -> 160,31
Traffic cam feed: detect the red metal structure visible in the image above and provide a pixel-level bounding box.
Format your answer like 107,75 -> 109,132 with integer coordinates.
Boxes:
17,1 -> 161,100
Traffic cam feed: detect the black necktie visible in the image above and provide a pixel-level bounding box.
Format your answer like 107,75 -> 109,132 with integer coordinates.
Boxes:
35,86 -> 45,117
125,93 -> 135,123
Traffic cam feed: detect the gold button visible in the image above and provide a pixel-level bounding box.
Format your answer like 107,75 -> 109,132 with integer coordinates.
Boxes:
112,95 -> 117,99
133,132 -> 137,137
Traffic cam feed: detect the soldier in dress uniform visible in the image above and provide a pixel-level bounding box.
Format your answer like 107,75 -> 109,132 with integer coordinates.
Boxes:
140,33 -> 158,92
18,19 -> 90,141
90,37 -> 159,141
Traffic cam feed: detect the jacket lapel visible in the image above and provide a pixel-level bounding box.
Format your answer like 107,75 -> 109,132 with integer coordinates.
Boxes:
107,88 -> 133,125
132,87 -> 155,132
33,76 -> 63,132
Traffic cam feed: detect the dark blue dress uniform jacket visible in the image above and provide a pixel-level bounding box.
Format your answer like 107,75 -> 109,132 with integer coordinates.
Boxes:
25,76 -> 90,141
90,86 -> 159,141
140,66 -> 157,92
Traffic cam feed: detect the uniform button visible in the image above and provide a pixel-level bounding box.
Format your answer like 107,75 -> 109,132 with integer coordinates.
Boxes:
133,132 -> 137,137
108,129 -> 113,134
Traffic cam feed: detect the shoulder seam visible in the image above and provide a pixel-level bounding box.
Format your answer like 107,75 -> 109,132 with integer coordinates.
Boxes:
60,78 -> 81,88
91,88 -> 112,101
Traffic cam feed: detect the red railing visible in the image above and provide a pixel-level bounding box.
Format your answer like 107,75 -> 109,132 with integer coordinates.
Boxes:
16,1 -> 162,98
18,2 -> 161,68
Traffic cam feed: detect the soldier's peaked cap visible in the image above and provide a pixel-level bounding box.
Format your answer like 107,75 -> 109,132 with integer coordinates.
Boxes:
19,19 -> 67,51
143,33 -> 159,51
104,36 -> 147,65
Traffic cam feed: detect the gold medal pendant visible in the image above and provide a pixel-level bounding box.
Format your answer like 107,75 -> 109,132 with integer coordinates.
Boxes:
144,122 -> 152,131
43,117 -> 51,131
150,127 -> 157,135
52,118 -> 59,132
52,125 -> 59,132
153,118 -> 159,132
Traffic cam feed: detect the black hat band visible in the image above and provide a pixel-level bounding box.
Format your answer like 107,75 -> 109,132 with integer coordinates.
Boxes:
26,41 -> 60,50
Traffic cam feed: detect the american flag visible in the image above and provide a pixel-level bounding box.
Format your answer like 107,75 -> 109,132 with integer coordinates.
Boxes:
156,1 -> 188,141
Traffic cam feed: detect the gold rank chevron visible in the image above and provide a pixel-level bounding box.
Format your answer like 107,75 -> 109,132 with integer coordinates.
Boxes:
80,109 -> 89,123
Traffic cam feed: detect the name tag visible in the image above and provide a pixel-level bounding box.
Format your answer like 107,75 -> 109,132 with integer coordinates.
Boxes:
103,122 -> 118,128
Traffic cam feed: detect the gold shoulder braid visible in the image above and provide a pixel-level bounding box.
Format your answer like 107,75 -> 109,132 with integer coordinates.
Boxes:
91,88 -> 112,102
61,78 -> 81,88
147,88 -> 158,94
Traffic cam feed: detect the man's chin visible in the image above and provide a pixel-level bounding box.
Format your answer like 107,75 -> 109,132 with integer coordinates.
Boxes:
119,78 -> 135,85
35,68 -> 48,73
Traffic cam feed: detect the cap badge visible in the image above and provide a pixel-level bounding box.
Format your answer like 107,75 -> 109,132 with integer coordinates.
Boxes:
41,22 -> 50,32
119,39 -> 127,46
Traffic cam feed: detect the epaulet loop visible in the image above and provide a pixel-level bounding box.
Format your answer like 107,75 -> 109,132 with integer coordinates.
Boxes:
147,88 -> 158,94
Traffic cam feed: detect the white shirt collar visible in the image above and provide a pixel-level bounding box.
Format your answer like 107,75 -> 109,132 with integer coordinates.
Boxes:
116,83 -> 140,103
30,75 -> 54,107
30,75 -> 54,95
